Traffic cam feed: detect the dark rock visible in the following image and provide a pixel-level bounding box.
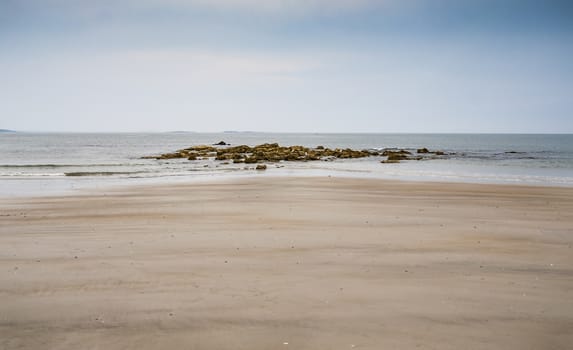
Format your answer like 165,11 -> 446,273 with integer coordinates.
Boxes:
417,148 -> 430,154
256,164 -> 267,170
214,141 -> 229,146
159,152 -> 186,160
382,149 -> 411,156
215,153 -> 233,161
386,152 -> 410,161
286,153 -> 301,161
227,145 -> 252,154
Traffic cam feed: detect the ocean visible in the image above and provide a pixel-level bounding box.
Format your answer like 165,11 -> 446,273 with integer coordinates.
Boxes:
1,132 -> 572,196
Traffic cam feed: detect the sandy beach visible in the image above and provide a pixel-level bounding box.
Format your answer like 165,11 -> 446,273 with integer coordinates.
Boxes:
1,176 -> 572,349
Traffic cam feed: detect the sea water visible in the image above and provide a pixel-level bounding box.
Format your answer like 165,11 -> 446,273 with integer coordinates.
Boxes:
1,133 -> 572,196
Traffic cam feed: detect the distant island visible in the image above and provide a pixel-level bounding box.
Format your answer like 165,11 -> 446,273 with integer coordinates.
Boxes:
165,131 -> 196,134
0,129 -> 16,133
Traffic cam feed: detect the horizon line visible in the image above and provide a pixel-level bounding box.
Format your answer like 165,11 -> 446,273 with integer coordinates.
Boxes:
2,130 -> 573,135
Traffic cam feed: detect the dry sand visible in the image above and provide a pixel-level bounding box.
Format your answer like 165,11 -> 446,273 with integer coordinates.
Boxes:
1,177 -> 572,349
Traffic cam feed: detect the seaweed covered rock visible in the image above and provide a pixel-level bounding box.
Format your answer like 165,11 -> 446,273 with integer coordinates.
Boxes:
146,143 -> 379,163
416,148 -> 446,156
382,149 -> 411,157
158,152 -> 186,160
380,149 -> 426,163
143,142 -> 451,167
185,145 -> 217,153
386,152 -> 410,161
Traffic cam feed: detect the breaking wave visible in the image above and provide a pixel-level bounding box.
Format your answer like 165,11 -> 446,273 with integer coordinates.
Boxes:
65,171 -> 147,177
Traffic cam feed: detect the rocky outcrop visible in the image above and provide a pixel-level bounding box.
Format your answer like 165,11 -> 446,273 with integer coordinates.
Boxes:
379,150 -> 412,163
146,143 -> 380,163
144,142 -> 444,165
380,149 -> 443,163
417,148 -> 447,156
386,152 -> 411,161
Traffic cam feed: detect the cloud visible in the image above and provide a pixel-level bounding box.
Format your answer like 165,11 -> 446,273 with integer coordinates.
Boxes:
165,0 -> 380,13
1,49 -> 323,89
0,47 -> 329,131
109,50 -> 322,83
5,0 -> 384,17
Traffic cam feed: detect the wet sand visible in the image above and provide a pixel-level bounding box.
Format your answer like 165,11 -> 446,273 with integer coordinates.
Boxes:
1,177 -> 572,349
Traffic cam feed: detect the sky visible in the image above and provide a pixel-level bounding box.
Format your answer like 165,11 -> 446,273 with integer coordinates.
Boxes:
1,0 -> 572,133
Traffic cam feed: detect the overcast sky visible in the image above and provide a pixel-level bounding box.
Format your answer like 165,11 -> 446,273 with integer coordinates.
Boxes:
1,0 -> 572,133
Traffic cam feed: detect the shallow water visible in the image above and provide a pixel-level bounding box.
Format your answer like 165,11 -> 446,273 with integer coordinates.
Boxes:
1,132 -> 572,196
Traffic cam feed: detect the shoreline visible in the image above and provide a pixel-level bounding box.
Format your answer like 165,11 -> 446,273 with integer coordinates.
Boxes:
3,133 -> 573,196
2,169 -> 573,200
1,176 -> 572,349
80,174 -> 573,200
